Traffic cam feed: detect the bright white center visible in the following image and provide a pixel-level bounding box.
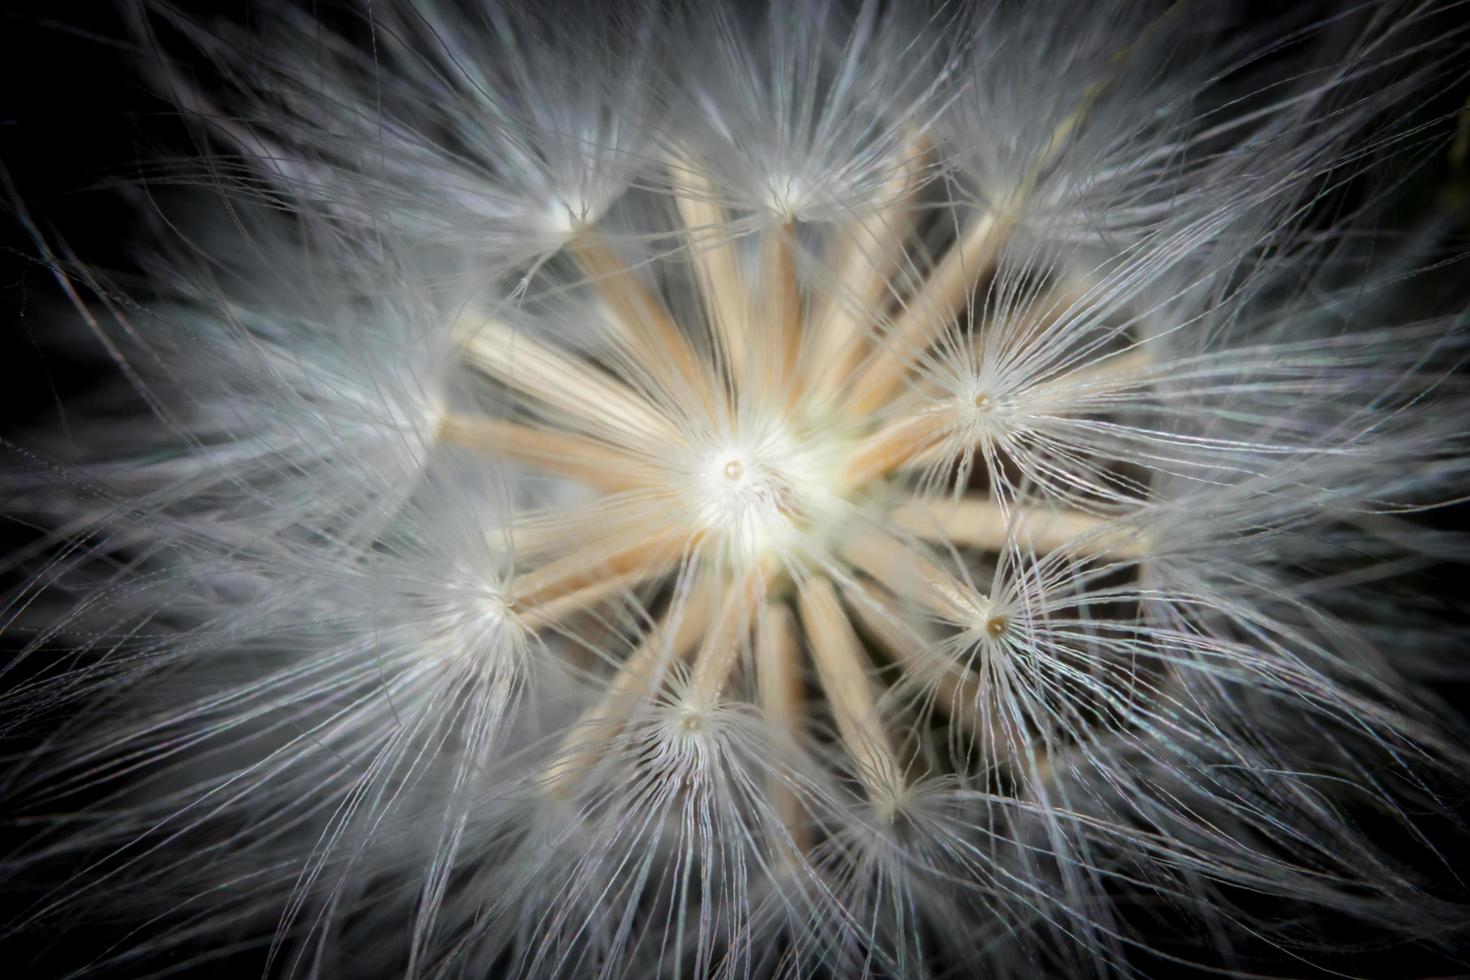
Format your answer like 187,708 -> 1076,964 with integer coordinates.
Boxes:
687,426 -> 842,563
767,175 -> 808,221
477,589 -> 513,628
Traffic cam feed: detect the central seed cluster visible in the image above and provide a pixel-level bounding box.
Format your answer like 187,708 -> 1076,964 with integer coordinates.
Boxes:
685,408 -> 867,570
441,138 -> 1147,821
693,437 -> 812,561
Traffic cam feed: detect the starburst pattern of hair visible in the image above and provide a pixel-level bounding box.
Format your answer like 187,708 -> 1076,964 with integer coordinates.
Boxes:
3,0 -> 1470,977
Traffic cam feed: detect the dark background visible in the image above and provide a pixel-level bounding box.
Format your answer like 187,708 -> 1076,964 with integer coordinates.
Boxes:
2,2 -> 161,437
2,2 -> 1468,978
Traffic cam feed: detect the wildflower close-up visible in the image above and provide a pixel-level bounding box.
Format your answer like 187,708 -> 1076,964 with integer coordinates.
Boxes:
2,0 -> 1469,976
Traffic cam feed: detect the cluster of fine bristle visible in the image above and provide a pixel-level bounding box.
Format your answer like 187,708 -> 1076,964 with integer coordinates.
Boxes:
3,0 -> 1470,977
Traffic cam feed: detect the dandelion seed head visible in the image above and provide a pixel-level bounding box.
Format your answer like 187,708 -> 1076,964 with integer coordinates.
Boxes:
5,0 -> 1469,977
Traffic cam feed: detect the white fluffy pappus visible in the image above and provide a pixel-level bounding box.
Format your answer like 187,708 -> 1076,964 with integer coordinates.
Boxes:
3,0 -> 1470,977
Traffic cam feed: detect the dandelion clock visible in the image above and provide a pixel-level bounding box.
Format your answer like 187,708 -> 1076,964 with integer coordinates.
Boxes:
2,0 -> 1469,977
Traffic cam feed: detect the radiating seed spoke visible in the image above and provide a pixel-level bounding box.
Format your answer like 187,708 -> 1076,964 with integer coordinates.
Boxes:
517,567 -> 656,633
480,83 -> 1162,820
755,603 -> 809,854
758,221 -> 803,406
843,528 -> 989,625
843,580 -> 1026,769
440,414 -> 656,492
797,577 -> 903,801
568,228 -> 716,412
845,70 -> 1126,420
807,138 -> 927,402
889,493 -> 1148,560
670,148 -> 749,382
461,319 -> 676,445
687,567 -> 771,702
840,408 -> 958,489
510,523 -> 693,619
541,580 -> 714,796
850,211 -> 1014,416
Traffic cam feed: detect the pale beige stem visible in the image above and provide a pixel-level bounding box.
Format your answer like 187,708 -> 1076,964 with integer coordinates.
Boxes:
807,139 -> 927,401
797,577 -> 902,800
889,494 -> 1147,560
843,56 -> 1136,421
849,211 -> 1013,416
440,414 -> 655,492
670,149 -> 748,379
460,319 -> 673,444
1025,348 -> 1153,403
498,513 -> 573,561
839,407 -> 958,489
568,229 -> 714,410
510,523 -> 692,617
502,498 -> 677,561
758,221 -> 803,404
687,569 -> 768,702
542,580 -> 713,796
755,604 -> 809,853
517,566 -> 653,632
842,580 -> 1022,766
843,529 -> 988,625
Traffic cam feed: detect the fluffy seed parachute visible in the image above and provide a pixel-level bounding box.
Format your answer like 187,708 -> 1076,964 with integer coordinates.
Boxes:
3,0 -> 1470,977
